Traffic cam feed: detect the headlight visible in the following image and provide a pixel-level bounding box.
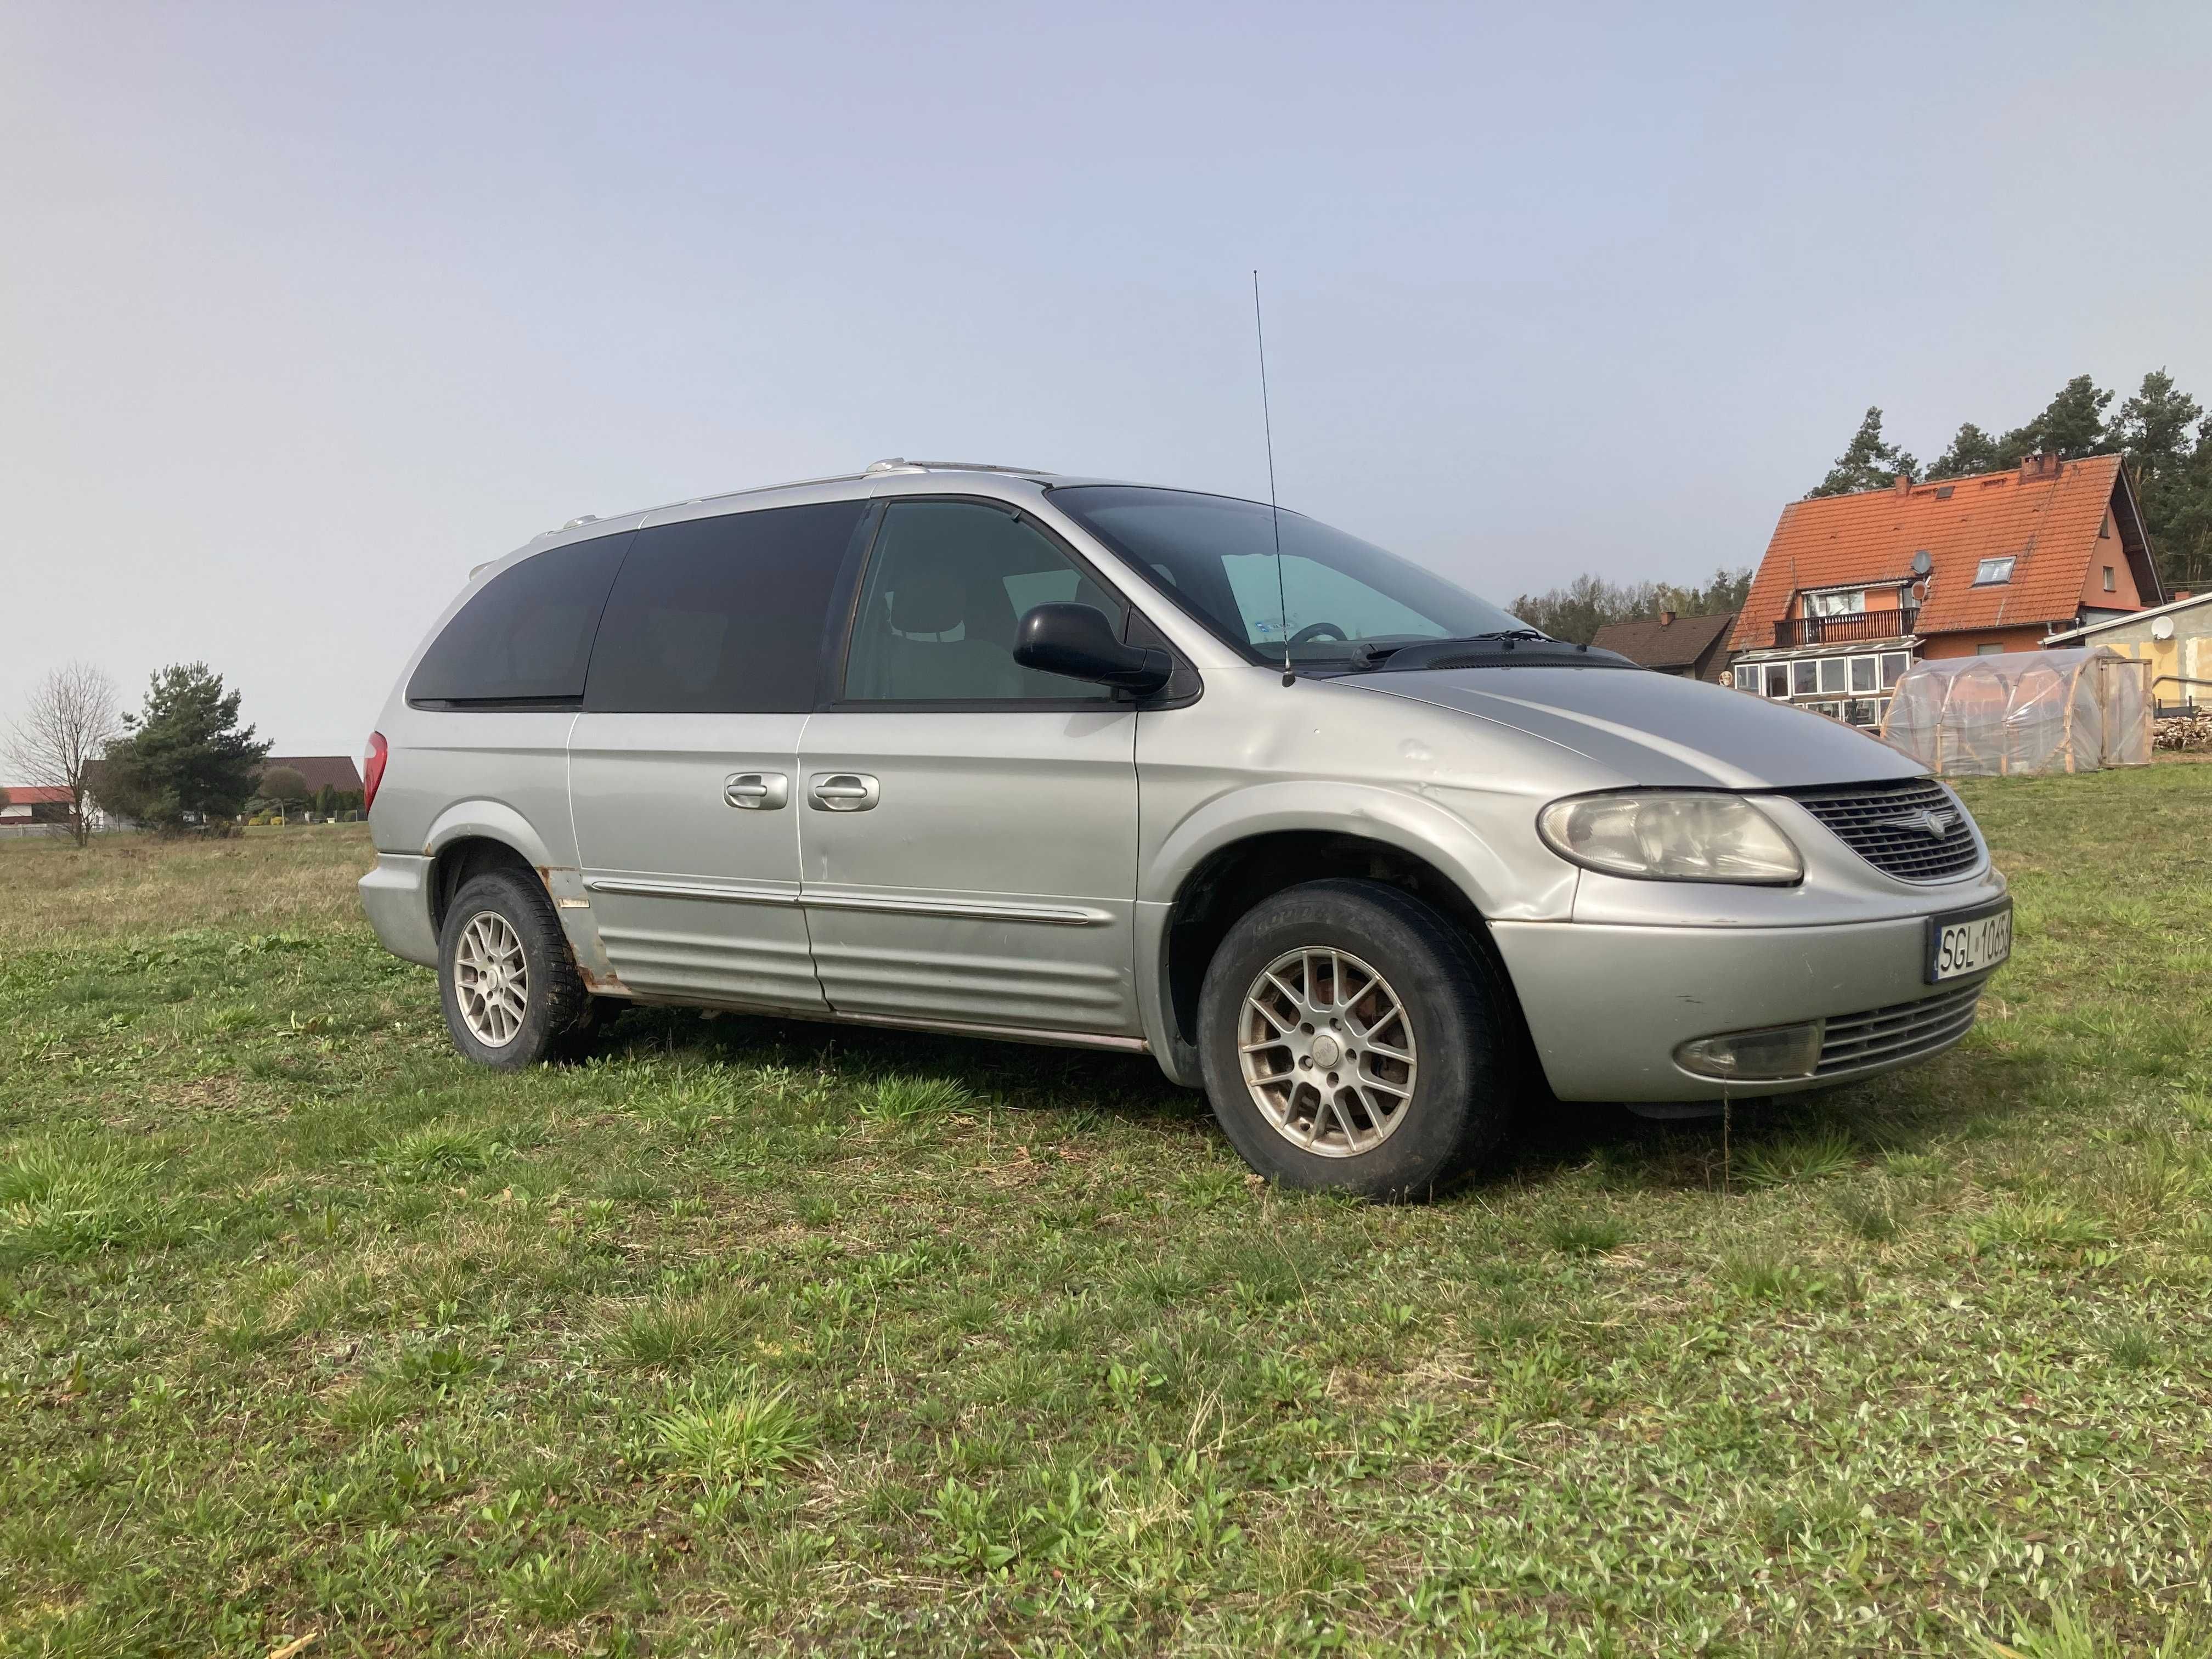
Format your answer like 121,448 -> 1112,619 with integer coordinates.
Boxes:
1537,791 -> 1802,884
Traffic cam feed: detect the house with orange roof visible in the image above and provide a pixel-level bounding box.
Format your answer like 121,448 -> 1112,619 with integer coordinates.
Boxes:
1724,451 -> 2164,730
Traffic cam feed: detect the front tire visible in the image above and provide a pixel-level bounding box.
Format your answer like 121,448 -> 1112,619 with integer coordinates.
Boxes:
438,870 -> 595,1069
1197,878 -> 1512,1200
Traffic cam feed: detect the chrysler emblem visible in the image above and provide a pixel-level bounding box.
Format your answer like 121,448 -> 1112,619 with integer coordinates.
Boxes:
1876,806 -> 1960,838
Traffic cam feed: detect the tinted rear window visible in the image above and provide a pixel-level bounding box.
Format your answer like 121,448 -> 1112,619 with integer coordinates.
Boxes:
586,501 -> 868,713
408,533 -> 630,705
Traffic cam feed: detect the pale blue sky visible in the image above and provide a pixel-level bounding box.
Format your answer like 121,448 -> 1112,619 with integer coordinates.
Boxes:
4,1 -> 2208,753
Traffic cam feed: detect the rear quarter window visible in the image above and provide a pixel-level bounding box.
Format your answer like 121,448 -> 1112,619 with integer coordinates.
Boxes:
408,534 -> 631,706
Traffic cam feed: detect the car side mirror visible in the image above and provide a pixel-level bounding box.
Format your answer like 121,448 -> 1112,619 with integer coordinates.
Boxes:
1013,603 -> 1173,695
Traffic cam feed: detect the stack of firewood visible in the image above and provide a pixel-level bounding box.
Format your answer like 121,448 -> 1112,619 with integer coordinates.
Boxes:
2154,709 -> 2212,752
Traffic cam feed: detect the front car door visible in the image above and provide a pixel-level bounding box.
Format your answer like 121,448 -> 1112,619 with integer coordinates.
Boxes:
568,497 -> 872,1011
797,496 -> 1143,1038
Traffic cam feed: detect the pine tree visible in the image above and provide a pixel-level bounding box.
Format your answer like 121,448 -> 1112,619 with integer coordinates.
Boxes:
1926,422 -> 2004,480
102,664 -> 271,831
1807,408 -> 1920,498
2001,374 -> 2113,461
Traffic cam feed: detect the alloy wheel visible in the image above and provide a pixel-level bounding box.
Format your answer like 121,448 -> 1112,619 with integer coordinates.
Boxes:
1237,947 -> 1418,1156
455,910 -> 529,1047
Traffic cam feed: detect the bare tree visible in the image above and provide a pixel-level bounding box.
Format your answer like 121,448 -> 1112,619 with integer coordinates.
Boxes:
4,663 -> 122,847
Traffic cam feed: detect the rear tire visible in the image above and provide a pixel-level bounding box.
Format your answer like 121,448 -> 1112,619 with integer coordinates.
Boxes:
438,870 -> 595,1070
1197,878 -> 1512,1200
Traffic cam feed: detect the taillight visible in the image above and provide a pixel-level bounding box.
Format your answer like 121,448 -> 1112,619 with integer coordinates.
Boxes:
363,731 -> 389,814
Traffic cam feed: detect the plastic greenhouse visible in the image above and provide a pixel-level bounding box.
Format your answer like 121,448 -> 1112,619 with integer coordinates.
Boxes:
1880,648 -> 2152,776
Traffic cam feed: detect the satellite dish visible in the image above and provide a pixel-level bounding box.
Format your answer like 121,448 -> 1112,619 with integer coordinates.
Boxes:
2152,616 -> 2176,641
1911,549 -> 1933,577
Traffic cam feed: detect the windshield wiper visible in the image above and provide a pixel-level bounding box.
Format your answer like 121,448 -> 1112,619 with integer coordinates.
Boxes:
1350,630 -> 1554,666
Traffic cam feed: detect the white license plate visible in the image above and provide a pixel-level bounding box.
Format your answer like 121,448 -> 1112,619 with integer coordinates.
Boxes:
1927,901 -> 2012,983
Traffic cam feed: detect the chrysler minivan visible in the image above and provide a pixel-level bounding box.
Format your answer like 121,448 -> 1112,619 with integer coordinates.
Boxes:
359,461 -> 2011,1198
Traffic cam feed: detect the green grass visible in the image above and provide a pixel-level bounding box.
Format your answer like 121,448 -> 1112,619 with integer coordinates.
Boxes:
2,772 -> 2211,1655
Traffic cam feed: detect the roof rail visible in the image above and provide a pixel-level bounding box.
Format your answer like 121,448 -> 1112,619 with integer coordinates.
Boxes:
864,458 -> 1053,476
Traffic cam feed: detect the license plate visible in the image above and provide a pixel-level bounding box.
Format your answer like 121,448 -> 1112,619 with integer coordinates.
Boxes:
1927,899 -> 2012,983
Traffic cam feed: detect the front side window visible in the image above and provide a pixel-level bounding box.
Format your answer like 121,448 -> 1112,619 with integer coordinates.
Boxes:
409,534 -> 630,706
843,500 -> 1127,702
2103,565 -> 2117,592
587,502 -> 869,713
1807,589 -> 1867,617
1049,486 -> 1523,665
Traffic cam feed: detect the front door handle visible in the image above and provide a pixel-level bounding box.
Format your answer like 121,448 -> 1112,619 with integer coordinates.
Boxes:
808,772 -> 880,812
724,771 -> 789,810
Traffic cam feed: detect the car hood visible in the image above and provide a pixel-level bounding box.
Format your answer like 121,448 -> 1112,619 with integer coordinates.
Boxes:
1351,665 -> 1923,790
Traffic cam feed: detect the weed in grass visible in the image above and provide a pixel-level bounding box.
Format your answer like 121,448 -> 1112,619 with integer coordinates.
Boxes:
597,1166 -> 671,1204
1542,1214 -> 1629,1255
0,1135 -> 156,1263
387,1333 -> 499,1393
650,1381 -> 813,1489
1968,1198 -> 2112,1256
1882,1149 -> 1950,1180
498,1547 -> 619,1621
862,1074 -> 973,1121
2096,1321 -> 2164,1370
1829,1181 -> 1904,1242
1971,1601 -> 2206,1658
610,1286 -> 758,1368
326,1377 -> 411,1432
1738,1128 -> 1858,1189
1121,1257 -> 1203,1306
1719,1249 -> 1833,1305
378,1123 -> 507,1181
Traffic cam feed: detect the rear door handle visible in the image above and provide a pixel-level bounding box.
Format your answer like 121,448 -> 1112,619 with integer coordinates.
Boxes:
808,772 -> 880,811
724,771 -> 789,810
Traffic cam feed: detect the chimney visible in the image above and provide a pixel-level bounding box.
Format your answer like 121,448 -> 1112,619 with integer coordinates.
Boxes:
1658,608 -> 1675,627
1894,473 -> 1913,496
2019,450 -> 2057,482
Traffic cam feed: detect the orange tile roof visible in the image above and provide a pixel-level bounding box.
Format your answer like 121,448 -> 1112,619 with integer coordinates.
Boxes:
1730,455 -> 2136,653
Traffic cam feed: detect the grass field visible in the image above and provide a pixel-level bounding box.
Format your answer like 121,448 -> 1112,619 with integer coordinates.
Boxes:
4,766 -> 2211,1657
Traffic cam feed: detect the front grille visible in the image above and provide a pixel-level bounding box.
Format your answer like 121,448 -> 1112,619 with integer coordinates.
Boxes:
1816,979 -> 1983,1076
1786,777 -> 1982,883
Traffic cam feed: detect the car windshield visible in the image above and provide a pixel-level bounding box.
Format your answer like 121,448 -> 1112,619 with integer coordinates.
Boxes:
1049,486 -> 1531,665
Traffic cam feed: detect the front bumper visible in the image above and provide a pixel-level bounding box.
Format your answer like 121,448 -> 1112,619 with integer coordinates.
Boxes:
359,853 -> 438,967
1490,910 -> 2000,1102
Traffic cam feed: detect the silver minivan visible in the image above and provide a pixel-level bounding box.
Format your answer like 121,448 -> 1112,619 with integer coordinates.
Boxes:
359,461 -> 2011,1198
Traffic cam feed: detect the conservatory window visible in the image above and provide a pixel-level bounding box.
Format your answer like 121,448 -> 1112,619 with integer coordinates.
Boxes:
1764,662 -> 1790,698
1881,651 -> 1910,687
1734,664 -> 1760,693
1792,659 -> 1818,696
1818,657 -> 1847,693
1850,655 -> 1878,693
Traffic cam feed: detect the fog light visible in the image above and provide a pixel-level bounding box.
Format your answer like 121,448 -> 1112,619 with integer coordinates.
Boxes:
1674,1021 -> 1824,1082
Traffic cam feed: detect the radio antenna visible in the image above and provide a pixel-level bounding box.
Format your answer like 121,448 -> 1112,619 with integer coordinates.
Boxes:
1252,270 -> 1294,687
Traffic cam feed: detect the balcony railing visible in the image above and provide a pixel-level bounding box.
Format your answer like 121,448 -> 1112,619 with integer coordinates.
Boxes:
1773,608 -> 1918,648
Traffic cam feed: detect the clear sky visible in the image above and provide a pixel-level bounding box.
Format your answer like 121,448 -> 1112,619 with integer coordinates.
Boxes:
5,1 -> 2208,755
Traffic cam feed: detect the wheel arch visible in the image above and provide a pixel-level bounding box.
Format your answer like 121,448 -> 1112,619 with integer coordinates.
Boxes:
1147,806 -> 1531,1087
419,803 -> 626,995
